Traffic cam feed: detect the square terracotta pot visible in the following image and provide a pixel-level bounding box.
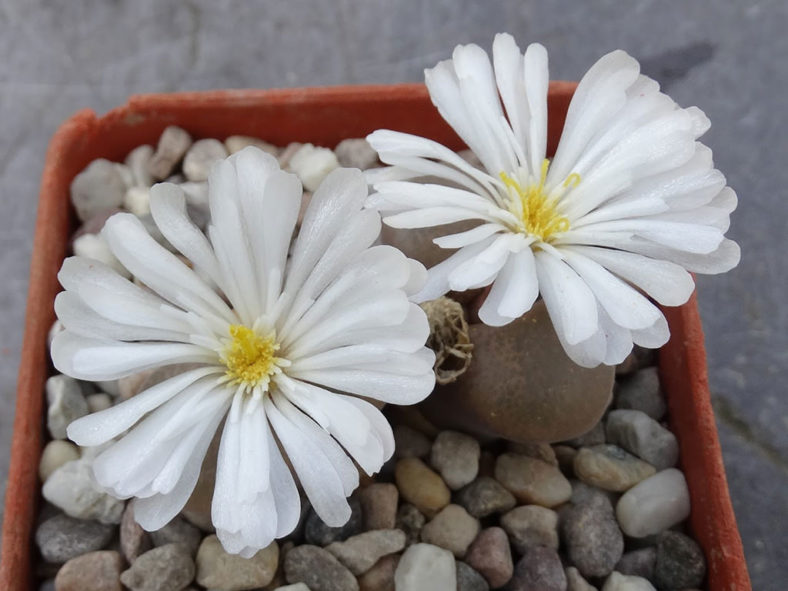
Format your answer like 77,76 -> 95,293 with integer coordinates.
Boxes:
0,84 -> 751,590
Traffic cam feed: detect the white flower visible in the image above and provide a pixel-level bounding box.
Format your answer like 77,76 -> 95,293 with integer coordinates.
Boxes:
365,33 -> 740,368
53,147 -> 435,557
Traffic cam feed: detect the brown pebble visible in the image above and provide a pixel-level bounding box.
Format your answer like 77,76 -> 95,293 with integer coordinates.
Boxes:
120,503 -> 151,564
395,458 -> 451,517
358,483 -> 398,530
464,527 -> 513,589
358,553 -> 400,591
494,453 -> 572,507
54,551 -> 122,591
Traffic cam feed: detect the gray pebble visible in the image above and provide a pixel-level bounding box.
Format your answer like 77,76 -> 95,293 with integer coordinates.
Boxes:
654,531 -> 706,589
564,421 -> 606,448
334,138 -> 379,170
284,545 -> 359,591
396,503 -> 426,545
606,410 -> 679,470
420,504 -> 480,558
305,497 -> 362,546
508,546 -> 567,591
148,126 -> 192,180
566,566 -> 598,590
70,159 -> 127,221
46,374 -> 88,440
431,430 -> 480,490
561,496 -> 624,579
500,505 -> 559,552
570,480 -> 619,508
42,455 -> 124,524
150,515 -> 202,556
456,561 -> 489,591
615,547 -> 656,580
615,368 -> 665,420
393,425 -> 432,459
326,529 -> 406,575
120,543 -> 195,591
182,138 -> 228,182
456,476 -> 516,518
36,514 -> 115,564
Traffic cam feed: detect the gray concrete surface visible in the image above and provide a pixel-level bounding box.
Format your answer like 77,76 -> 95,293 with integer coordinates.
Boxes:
1,0 -> 786,587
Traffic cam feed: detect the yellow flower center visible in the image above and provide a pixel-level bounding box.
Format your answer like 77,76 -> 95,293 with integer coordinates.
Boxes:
500,159 -> 578,243
221,324 -> 286,391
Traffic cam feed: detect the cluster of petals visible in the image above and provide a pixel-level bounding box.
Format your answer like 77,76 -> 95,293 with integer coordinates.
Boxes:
366,33 -> 739,367
54,148 -> 435,556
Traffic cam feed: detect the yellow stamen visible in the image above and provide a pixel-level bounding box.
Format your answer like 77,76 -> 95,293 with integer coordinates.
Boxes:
500,159 -> 577,243
221,325 -> 284,390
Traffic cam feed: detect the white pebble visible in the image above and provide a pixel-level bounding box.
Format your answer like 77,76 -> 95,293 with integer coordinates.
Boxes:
602,571 -> 657,590
395,543 -> 456,591
86,393 -> 113,413
46,375 -> 88,440
225,135 -> 279,156
288,143 -> 339,191
70,159 -> 126,221
42,455 -> 124,524
123,186 -> 151,216
113,163 -> 135,189
72,233 -> 130,278
125,144 -> 154,187
183,138 -> 228,182
39,440 -> 80,482
616,468 -> 690,538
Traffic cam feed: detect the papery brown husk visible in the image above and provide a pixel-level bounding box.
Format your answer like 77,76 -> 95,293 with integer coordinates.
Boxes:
419,299 -> 615,444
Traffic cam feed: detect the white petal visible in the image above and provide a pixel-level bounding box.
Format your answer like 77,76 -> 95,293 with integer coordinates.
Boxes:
51,331 -> 215,381
632,314 -> 670,348
67,366 -> 219,446
448,234 -> 520,291
478,247 -> 538,326
534,250 -> 598,346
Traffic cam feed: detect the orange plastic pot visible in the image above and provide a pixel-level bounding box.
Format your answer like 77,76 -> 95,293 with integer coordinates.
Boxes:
0,84 -> 750,590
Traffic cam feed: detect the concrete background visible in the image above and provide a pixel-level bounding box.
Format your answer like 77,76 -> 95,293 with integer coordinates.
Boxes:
1,0 -> 786,587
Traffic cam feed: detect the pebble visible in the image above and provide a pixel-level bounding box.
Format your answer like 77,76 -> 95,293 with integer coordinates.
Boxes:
394,458 -> 451,517
72,233 -> 129,277
564,421 -> 607,448
284,545 -> 359,591
430,430 -> 480,490
456,561 -> 489,591
561,497 -> 624,579
574,445 -> 656,492
616,469 -> 690,538
396,503 -> 426,545
615,368 -> 665,420
326,529 -> 405,575
42,456 -> 124,524
500,505 -> 559,552
615,548 -> 656,580
464,527 -> 513,589
273,585 -> 311,591
601,571 -> 656,591
358,554 -> 398,591
571,480 -> 619,508
123,186 -> 151,216
86,393 -> 113,413
494,453 -> 572,507
393,425 -> 431,459
394,543 -> 456,591
36,514 -> 115,563
278,142 -> 303,168
151,515 -> 202,556
288,144 -> 339,191
148,126 -> 192,180
54,550 -> 123,591
70,159 -> 127,221
653,531 -> 706,589
120,503 -> 151,564
508,441 -> 559,466
46,374 -> 89,440
334,138 -> 378,169
606,410 -> 679,470
195,535 -> 279,590
124,145 -> 154,187
507,546 -> 567,591
120,543 -> 195,591
420,504 -> 480,558
224,135 -> 279,156
566,566 -> 598,591
305,497 -> 363,545
358,483 -> 398,530
39,440 -> 80,482
456,476 -> 516,518
182,138 -> 228,182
